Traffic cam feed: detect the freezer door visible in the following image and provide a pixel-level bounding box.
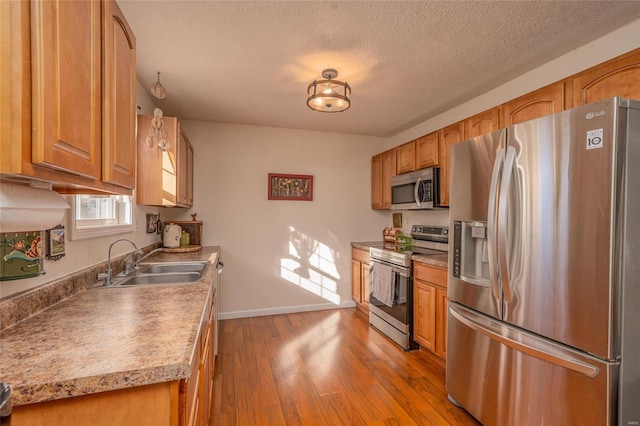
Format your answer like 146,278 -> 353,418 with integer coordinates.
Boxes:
502,98 -> 620,360
449,129 -> 505,320
447,303 -> 619,426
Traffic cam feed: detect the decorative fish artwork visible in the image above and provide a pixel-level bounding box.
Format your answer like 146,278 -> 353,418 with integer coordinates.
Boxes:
0,232 -> 44,280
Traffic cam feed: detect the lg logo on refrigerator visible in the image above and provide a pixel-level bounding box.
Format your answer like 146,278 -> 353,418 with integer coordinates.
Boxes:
585,110 -> 606,119
586,128 -> 604,150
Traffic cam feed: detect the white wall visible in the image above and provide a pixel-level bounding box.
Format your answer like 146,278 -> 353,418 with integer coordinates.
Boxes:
0,80 -> 161,299
160,122 -> 389,318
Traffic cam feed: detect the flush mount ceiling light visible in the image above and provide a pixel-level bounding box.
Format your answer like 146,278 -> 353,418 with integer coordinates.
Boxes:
306,69 -> 351,113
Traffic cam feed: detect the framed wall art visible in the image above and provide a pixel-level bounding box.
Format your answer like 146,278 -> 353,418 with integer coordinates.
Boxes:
46,225 -> 65,261
1,231 -> 46,280
146,213 -> 159,234
268,173 -> 313,201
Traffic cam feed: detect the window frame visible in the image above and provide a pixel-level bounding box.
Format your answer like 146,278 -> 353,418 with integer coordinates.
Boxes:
68,194 -> 135,240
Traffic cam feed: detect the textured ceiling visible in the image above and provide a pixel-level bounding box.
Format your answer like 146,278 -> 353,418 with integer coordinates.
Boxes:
118,1 -> 640,137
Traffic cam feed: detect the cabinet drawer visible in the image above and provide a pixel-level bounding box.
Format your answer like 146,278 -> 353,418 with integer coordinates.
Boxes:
414,263 -> 447,287
352,247 -> 370,264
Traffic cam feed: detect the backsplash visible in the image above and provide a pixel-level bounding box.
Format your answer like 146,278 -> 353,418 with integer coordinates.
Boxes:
0,243 -> 160,330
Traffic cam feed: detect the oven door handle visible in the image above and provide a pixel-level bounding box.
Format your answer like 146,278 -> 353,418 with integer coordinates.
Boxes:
370,258 -> 410,277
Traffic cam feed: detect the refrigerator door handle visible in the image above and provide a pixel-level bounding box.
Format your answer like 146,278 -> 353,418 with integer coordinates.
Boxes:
497,146 -> 516,302
487,148 -> 504,301
450,305 -> 599,377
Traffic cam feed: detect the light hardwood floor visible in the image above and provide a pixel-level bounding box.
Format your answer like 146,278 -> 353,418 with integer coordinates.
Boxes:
211,308 -> 479,425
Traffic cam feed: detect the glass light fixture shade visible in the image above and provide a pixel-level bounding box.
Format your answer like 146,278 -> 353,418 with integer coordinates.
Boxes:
150,72 -> 167,100
307,78 -> 351,113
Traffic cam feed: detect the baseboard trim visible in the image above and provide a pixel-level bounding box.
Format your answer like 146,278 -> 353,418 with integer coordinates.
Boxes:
219,300 -> 357,320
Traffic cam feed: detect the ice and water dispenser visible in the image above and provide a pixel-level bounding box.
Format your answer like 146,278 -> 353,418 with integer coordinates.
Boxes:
452,221 -> 490,285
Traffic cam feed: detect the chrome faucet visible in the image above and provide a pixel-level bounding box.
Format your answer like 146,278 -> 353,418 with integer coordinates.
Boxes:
98,239 -> 142,286
134,247 -> 164,268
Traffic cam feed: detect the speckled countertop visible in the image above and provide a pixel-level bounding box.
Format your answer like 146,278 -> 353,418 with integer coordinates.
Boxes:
0,247 -> 220,406
351,241 -> 448,268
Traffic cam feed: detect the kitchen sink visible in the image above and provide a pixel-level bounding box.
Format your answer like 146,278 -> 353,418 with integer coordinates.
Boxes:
108,261 -> 210,287
138,262 -> 208,274
118,272 -> 202,286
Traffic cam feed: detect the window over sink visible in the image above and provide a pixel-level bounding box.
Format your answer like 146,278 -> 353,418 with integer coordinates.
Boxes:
69,195 -> 133,240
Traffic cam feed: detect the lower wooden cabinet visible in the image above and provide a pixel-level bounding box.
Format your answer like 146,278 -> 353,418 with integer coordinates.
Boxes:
413,262 -> 448,359
351,247 -> 370,313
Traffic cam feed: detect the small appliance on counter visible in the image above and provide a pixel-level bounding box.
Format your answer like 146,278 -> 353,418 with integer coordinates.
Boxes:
161,220 -> 203,252
163,223 -> 181,248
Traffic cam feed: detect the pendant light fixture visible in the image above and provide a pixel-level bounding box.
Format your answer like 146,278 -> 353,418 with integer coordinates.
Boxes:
306,69 -> 351,113
150,72 -> 167,99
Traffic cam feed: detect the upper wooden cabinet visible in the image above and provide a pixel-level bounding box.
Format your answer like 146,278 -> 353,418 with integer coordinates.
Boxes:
177,129 -> 194,207
415,132 -> 439,169
101,0 -> 136,189
0,0 -> 136,194
371,154 -> 383,209
501,83 -> 565,126
371,149 -> 396,210
396,141 -> 416,174
438,121 -> 464,207
465,107 -> 501,139
369,48 -> 640,211
137,115 -> 194,208
381,149 -> 396,209
30,0 -> 103,181
571,49 -> 640,106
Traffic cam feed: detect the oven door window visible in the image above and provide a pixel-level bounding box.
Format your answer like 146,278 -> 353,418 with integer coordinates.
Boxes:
370,270 -> 409,325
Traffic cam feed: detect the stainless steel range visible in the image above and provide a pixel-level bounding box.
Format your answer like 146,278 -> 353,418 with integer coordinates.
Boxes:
368,225 -> 448,350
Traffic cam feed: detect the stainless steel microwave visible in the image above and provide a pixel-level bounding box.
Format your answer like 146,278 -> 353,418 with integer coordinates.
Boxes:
390,167 -> 440,210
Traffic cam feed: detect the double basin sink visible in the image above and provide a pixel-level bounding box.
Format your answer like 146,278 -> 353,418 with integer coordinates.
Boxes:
113,261 -> 209,287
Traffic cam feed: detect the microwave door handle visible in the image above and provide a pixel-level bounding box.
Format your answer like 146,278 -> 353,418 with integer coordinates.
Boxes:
414,178 -> 422,207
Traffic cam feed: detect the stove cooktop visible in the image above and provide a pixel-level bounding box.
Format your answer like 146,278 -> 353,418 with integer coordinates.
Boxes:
369,225 -> 449,267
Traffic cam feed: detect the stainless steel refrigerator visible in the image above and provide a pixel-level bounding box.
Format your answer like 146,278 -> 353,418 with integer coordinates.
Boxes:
447,97 -> 640,426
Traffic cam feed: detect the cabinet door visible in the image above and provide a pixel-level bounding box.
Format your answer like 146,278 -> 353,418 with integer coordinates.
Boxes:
436,288 -> 448,359
438,121 -> 464,207
465,107 -> 500,139
572,49 -> 640,106
136,115 -> 179,206
396,141 -> 415,174
381,149 -> 396,209
371,154 -> 383,209
501,83 -> 565,126
415,132 -> 439,169
361,262 -> 370,305
351,259 -> 362,303
186,141 -> 194,206
177,127 -> 193,207
413,280 -> 436,351
31,0 -> 102,179
102,0 -> 136,189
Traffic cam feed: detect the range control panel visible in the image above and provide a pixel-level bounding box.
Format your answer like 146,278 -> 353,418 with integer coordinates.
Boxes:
411,225 -> 449,243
